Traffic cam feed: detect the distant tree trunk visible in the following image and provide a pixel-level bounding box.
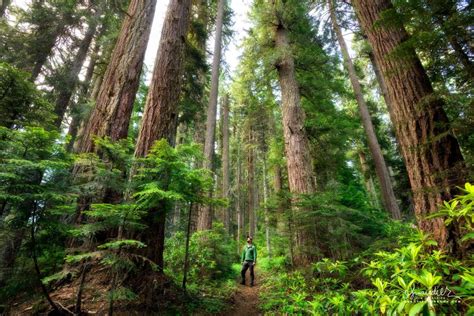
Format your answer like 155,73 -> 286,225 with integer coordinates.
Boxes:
368,51 -> 393,115
263,159 -> 271,257
0,229 -> 24,287
273,11 -> 316,265
329,0 -> 401,219
236,125 -> 243,253
247,129 -> 256,238
134,0 -> 192,267
76,0 -> 157,154
221,94 -> 230,231
197,0 -> 225,231
358,149 -> 381,209
54,15 -> 98,128
0,0 -> 10,17
353,0 -> 466,254
66,35 -> 102,152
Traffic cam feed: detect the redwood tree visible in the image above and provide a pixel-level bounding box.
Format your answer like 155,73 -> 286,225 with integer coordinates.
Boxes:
75,0 -> 157,154
134,0 -> 192,268
353,0 -> 466,253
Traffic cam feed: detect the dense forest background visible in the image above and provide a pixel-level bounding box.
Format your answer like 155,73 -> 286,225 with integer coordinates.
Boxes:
0,0 -> 472,314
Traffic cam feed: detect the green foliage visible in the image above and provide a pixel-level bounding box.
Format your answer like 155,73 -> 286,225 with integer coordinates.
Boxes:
0,63 -> 54,129
0,126 -> 74,301
259,187 -> 474,314
164,223 -> 237,313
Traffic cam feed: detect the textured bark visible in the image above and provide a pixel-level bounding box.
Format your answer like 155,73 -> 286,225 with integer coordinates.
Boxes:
221,94 -> 230,231
236,125 -> 243,253
274,16 -> 316,265
134,0 -> 192,266
54,17 -> 98,128
353,0 -> 466,253
329,0 -> 401,219
76,0 -> 157,154
197,0 -> 225,231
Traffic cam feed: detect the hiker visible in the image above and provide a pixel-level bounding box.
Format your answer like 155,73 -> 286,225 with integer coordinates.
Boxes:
240,236 -> 257,286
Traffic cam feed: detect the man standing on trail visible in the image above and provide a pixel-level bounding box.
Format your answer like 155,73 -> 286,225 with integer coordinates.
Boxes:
240,236 -> 257,286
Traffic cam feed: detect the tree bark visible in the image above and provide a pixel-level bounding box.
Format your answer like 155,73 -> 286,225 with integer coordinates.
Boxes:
329,0 -> 401,219
76,0 -> 157,154
221,94 -> 230,231
54,15 -> 98,128
263,159 -> 271,257
134,0 -> 192,267
197,0 -> 225,231
273,12 -> 316,265
353,0 -> 466,253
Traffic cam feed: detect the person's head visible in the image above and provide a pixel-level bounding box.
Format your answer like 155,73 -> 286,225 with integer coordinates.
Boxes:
247,236 -> 253,244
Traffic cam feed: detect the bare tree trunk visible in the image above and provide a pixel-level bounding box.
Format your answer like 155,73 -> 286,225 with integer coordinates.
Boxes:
221,94 -> 231,231
353,0 -> 466,254
197,0 -> 226,231
134,0 -> 192,267
358,149 -> 381,209
236,126 -> 243,253
66,35 -> 102,152
76,0 -> 157,154
263,159 -> 271,257
54,14 -> 98,128
273,11 -> 316,265
247,129 -> 256,238
368,51 -> 393,115
329,0 -> 401,219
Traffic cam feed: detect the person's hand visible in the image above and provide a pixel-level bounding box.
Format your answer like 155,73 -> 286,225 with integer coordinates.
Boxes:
253,261 -> 256,266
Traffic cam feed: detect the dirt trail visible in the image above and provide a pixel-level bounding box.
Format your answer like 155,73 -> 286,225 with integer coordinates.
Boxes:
226,281 -> 261,316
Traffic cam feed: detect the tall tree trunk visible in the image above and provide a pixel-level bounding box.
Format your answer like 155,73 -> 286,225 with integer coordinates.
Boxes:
329,0 -> 401,219
54,15 -> 98,128
368,51 -> 393,115
76,0 -> 157,154
273,11 -> 316,265
197,0 -> 225,231
66,35 -> 102,152
134,0 -> 192,267
247,129 -> 256,238
358,149 -> 381,209
263,159 -> 271,257
236,124 -> 243,253
353,0 -> 466,254
221,94 -> 230,231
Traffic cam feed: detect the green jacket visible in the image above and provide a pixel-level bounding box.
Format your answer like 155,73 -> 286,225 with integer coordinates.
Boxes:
241,244 -> 257,263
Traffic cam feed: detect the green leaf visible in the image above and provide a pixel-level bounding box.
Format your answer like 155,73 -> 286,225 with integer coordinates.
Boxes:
409,302 -> 426,316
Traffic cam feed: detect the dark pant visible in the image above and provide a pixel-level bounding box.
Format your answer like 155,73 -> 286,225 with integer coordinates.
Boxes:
241,261 -> 255,284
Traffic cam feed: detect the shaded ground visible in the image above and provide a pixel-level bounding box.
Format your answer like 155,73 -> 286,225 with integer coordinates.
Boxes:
225,277 -> 261,316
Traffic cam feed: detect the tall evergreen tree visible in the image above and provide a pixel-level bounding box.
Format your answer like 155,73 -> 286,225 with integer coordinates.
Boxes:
75,0 -> 157,154
134,0 -> 192,268
353,0 -> 466,254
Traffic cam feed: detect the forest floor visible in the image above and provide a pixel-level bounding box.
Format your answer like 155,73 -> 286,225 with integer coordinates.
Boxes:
224,274 -> 261,316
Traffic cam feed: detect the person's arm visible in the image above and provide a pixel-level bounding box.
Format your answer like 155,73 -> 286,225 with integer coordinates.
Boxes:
241,247 -> 245,263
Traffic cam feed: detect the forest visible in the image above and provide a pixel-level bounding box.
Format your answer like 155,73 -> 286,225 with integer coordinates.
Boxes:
0,0 -> 473,314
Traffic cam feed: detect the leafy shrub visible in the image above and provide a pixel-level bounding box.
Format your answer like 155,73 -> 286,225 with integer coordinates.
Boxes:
259,184 -> 474,315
